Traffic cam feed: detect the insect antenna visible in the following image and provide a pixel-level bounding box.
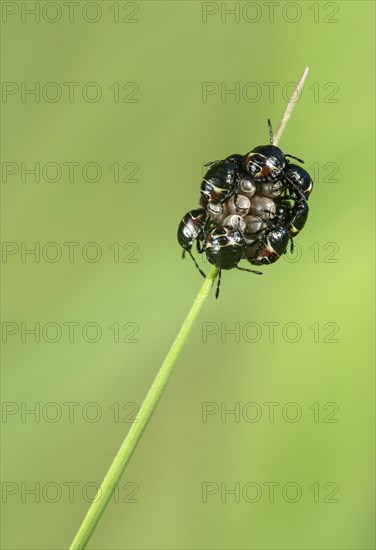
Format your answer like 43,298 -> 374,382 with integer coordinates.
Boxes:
285,154 -> 305,164
267,118 -> 274,145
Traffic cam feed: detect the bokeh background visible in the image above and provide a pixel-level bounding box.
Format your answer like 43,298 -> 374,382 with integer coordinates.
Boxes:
1,1 -> 375,548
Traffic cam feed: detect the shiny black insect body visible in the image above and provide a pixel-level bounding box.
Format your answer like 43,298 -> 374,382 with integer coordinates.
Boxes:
243,120 -> 308,201
200,154 -> 244,205
246,224 -> 290,266
204,226 -> 262,298
285,199 -> 309,238
244,144 -> 286,183
177,213 -> 262,298
282,164 -> 313,199
273,197 -> 309,253
177,208 -> 209,277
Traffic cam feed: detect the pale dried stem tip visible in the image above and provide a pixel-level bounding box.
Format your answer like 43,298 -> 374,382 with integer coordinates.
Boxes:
273,66 -> 309,147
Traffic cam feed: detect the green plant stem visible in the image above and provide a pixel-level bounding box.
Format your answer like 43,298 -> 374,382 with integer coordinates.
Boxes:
70,266 -> 219,550
70,66 -> 309,549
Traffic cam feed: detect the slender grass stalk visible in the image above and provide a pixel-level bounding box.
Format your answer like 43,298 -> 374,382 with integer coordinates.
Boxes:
70,267 -> 219,549
70,66 -> 309,550
273,66 -> 309,147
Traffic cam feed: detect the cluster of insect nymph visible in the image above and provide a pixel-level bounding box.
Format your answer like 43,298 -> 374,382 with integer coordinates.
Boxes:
177,119 -> 313,298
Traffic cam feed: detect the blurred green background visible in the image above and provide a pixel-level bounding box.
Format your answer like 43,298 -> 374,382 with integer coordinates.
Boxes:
1,1 -> 375,548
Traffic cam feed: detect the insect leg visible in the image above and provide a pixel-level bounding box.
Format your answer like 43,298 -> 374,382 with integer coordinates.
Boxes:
188,250 -> 206,279
215,269 -> 222,299
236,266 -> 263,276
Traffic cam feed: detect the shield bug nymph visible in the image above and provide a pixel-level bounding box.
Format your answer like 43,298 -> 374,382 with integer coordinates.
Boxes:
204,226 -> 262,298
243,120 -> 307,202
177,208 -> 209,278
200,154 -> 244,205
